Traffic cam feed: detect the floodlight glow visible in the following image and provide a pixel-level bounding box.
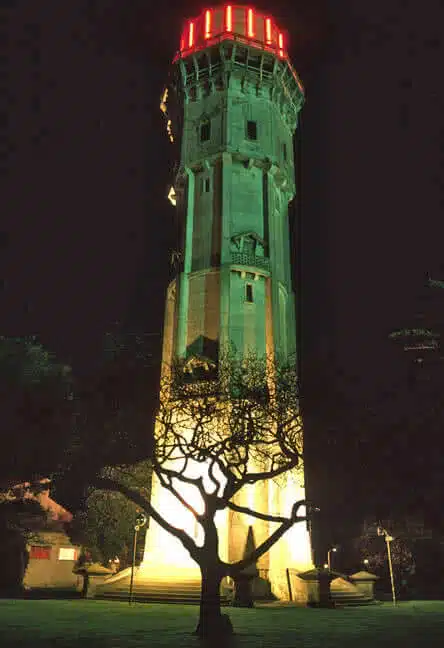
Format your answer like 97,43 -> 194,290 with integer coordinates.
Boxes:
188,21 -> 194,48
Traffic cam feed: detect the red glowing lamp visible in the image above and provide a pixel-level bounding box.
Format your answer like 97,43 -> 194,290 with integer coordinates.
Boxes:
178,5 -> 288,59
204,10 -> 212,39
265,17 -> 272,44
226,5 -> 232,32
247,8 -> 254,38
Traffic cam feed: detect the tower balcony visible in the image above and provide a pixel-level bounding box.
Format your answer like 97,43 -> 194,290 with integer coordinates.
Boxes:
230,251 -> 270,273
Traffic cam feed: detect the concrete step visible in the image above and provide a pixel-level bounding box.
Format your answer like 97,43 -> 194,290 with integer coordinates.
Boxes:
331,591 -> 376,606
95,593 -> 205,605
95,573 -> 230,605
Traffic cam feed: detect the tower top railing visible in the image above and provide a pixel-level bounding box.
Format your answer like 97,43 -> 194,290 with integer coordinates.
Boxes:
175,5 -> 289,63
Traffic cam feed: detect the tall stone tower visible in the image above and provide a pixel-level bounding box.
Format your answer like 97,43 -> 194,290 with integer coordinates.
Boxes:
141,4 -> 313,600
161,5 -> 304,366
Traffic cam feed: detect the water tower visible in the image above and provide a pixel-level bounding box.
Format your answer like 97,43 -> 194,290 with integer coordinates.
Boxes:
142,4 -> 312,601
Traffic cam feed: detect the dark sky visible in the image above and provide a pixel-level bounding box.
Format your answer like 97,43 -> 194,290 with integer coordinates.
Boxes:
3,1 -> 444,544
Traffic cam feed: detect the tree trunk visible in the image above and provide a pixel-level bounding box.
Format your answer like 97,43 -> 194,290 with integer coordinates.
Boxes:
195,564 -> 233,638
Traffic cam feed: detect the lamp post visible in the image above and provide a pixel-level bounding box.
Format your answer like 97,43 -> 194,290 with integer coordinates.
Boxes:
363,558 -> 370,570
378,526 -> 396,606
129,511 -> 147,605
327,546 -> 337,571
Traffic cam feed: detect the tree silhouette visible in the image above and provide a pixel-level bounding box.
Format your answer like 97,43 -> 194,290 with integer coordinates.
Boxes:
93,352 -> 312,637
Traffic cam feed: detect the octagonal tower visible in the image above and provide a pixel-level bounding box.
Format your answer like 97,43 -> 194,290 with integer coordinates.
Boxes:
141,5 -> 312,601
161,5 -> 304,366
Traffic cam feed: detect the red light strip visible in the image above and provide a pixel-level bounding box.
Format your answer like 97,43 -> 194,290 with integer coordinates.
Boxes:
278,31 -> 284,56
247,8 -> 254,37
226,5 -> 232,32
265,18 -> 272,44
189,21 -> 194,48
204,10 -> 211,39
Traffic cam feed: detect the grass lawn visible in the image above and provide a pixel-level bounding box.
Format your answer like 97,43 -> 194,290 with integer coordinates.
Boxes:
1,599 -> 444,647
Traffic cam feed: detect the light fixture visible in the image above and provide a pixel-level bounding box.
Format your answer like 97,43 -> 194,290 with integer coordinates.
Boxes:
204,9 -> 211,39
278,32 -> 284,57
225,5 -> 232,32
247,8 -> 254,38
265,18 -> 272,44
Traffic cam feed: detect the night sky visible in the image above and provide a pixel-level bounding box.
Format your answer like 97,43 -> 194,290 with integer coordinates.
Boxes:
3,1 -> 444,550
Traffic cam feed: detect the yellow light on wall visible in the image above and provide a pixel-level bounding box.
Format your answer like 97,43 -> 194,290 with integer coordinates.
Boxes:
167,119 -> 174,143
160,88 -> 168,114
168,186 -> 177,206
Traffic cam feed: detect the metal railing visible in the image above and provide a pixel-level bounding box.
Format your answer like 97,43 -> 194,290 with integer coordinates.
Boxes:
230,251 -> 270,271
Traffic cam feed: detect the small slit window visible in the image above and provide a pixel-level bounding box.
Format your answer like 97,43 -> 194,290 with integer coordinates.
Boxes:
200,119 -> 211,142
201,177 -> 211,193
245,283 -> 254,303
282,142 -> 287,161
246,120 -> 257,140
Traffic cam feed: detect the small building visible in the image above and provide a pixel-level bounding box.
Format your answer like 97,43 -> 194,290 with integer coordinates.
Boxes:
2,480 -> 82,593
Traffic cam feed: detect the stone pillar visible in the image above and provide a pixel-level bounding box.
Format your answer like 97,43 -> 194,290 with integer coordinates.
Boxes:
176,167 -> 195,358
349,571 -> 379,600
74,564 -> 113,599
298,567 -> 336,607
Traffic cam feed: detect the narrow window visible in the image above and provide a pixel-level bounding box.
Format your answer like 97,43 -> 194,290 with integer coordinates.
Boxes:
200,119 -> 211,142
30,546 -> 51,560
282,142 -> 287,161
246,120 -> 257,140
245,283 -> 254,303
205,177 -> 210,192
58,547 -> 78,561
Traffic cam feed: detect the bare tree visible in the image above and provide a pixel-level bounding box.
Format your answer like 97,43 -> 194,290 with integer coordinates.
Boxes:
94,352 -> 312,637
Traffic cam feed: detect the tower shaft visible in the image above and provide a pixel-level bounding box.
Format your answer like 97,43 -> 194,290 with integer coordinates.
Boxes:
162,8 -> 304,367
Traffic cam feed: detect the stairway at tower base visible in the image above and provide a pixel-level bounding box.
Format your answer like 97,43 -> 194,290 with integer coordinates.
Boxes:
94,566 -> 316,605
95,567 -> 377,606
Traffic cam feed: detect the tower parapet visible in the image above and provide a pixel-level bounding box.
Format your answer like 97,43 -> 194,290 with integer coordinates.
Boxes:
163,6 -> 304,172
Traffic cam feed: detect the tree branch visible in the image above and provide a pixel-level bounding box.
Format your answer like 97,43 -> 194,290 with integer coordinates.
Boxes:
155,470 -> 201,521
152,458 -> 207,498
226,501 -> 288,524
228,500 -> 307,575
92,475 -> 201,562
235,457 -> 298,490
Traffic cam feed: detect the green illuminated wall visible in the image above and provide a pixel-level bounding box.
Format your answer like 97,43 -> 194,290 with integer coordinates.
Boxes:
163,42 -> 304,366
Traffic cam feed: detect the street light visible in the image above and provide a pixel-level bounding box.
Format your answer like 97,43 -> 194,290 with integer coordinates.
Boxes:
363,558 -> 370,569
378,526 -> 396,606
129,510 -> 148,605
327,546 -> 338,571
